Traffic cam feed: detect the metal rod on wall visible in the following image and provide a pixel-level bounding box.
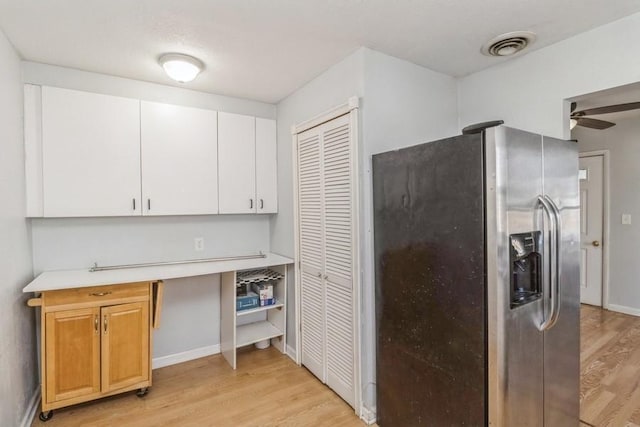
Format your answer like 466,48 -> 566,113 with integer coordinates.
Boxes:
89,252 -> 266,272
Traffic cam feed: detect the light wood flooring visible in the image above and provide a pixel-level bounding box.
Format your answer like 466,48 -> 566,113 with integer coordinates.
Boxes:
31,347 -> 367,427
581,304 -> 640,427
30,305 -> 640,426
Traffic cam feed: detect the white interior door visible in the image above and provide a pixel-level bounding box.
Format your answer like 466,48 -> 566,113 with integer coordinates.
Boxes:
41,86 -> 141,217
218,112 -> 256,213
579,155 -> 604,306
297,113 -> 355,408
297,126 -> 325,380
321,114 -> 355,407
140,101 -> 218,216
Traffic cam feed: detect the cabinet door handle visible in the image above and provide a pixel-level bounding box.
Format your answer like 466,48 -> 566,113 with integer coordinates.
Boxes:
250,199 -> 253,209
89,291 -> 112,297
94,315 -> 99,334
103,315 -> 108,334
132,198 -> 136,211
148,199 -> 151,211
260,199 -> 264,209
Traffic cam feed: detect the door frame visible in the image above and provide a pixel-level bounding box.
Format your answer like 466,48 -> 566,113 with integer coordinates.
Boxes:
579,150 -> 610,309
291,96 -> 362,415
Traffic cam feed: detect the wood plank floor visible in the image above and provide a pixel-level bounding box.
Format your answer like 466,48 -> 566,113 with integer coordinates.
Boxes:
581,304 -> 640,427
31,305 -> 640,426
31,347 -> 367,427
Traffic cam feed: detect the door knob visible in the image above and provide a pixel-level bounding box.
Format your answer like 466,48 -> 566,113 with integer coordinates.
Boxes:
592,240 -> 600,247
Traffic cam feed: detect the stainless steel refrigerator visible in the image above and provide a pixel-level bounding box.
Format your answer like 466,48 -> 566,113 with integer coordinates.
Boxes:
373,123 -> 580,426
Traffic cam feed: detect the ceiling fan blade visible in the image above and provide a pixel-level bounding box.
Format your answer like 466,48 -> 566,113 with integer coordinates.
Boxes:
576,117 -> 616,130
570,102 -> 577,113
574,101 -> 640,116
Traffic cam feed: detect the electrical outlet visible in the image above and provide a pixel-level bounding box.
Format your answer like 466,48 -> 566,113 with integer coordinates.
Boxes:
194,237 -> 205,251
622,214 -> 632,225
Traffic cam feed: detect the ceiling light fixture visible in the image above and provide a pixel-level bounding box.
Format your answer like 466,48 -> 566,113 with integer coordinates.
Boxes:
481,31 -> 537,57
159,53 -> 204,83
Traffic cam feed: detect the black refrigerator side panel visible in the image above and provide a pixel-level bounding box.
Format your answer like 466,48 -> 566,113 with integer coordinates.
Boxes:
373,134 -> 486,426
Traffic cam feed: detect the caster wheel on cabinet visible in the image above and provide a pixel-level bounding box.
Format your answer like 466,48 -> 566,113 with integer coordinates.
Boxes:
39,411 -> 53,422
136,387 -> 149,397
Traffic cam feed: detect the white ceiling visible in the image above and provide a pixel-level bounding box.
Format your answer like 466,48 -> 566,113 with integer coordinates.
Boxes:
1,1 -> 640,104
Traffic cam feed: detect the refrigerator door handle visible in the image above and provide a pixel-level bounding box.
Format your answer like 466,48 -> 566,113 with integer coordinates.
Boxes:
537,195 -> 559,331
544,195 -> 562,329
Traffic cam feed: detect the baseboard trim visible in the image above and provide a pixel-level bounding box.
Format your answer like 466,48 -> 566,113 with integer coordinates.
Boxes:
608,304 -> 640,317
152,344 -> 221,369
286,344 -> 297,363
20,387 -> 40,427
359,406 -> 377,425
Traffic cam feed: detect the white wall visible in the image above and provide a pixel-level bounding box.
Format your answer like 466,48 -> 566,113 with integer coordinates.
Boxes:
574,118 -> 640,312
0,31 -> 38,425
458,12 -> 640,140
25,62 -> 276,362
359,48 -> 459,414
273,47 -> 458,416
272,47 -> 365,359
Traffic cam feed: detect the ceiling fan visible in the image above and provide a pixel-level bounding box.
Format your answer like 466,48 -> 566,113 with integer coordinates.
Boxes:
570,101 -> 640,130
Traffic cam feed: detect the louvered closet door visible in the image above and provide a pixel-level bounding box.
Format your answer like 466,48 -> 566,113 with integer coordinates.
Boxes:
322,114 -> 355,407
297,112 -> 355,408
298,126 -> 325,381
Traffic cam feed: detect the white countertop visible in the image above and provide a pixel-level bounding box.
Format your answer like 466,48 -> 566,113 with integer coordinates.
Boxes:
23,252 -> 294,293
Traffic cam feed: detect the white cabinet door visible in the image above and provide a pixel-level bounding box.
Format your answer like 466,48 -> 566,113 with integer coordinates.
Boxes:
218,112 -> 256,214
42,87 -> 141,217
141,102 -> 218,216
255,118 -> 278,214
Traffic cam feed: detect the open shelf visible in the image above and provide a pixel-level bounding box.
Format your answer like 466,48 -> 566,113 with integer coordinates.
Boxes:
236,302 -> 284,317
236,321 -> 283,348
236,268 -> 284,286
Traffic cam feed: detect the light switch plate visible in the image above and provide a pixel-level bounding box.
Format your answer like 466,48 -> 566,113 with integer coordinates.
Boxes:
622,214 -> 632,225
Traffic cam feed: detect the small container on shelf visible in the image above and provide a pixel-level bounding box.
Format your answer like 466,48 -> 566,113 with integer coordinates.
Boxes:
236,282 -> 248,297
236,291 -> 259,311
251,282 -> 276,307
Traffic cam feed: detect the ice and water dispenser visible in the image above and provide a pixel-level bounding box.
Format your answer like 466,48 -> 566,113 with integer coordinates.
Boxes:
509,231 -> 543,308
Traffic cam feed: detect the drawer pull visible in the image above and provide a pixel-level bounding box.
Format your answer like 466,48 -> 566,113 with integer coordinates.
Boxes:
94,315 -> 99,334
89,291 -> 112,297
104,315 -> 108,333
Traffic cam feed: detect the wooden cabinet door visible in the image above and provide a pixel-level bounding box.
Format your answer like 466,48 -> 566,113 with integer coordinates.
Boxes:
141,101 -> 219,216
101,302 -> 150,393
255,118 -> 278,214
45,307 -> 101,403
41,86 -> 141,217
218,112 -> 256,213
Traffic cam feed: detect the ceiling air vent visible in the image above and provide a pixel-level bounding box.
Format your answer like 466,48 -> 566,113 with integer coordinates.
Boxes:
481,31 -> 536,57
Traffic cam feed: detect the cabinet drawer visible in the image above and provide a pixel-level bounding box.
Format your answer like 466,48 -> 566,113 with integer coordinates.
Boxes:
44,282 -> 150,310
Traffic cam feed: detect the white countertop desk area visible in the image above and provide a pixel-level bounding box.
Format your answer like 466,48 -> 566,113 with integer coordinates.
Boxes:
24,252 -> 294,370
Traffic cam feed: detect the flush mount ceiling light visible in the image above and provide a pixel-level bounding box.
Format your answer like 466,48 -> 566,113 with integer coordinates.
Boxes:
481,31 -> 537,57
159,53 -> 204,83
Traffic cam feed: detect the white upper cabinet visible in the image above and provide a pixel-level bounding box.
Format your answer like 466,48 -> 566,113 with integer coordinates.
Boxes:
255,118 -> 278,214
141,102 -> 218,216
41,87 -> 141,217
25,85 -> 277,218
218,112 -> 257,214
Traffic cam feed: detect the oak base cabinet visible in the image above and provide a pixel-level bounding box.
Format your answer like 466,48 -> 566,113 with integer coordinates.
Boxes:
37,282 -> 153,418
